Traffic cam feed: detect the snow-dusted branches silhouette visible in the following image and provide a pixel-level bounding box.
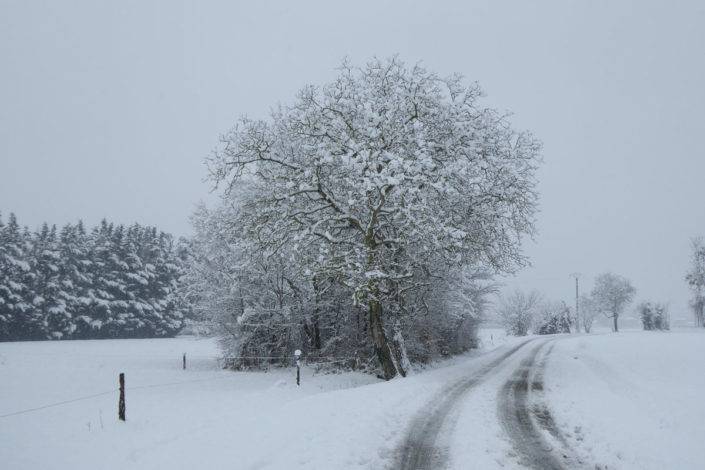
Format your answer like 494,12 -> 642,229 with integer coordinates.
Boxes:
590,272 -> 637,333
205,57 -> 541,378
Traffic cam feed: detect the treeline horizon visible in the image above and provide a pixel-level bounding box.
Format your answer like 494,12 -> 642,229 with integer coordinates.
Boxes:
0,211 -> 188,342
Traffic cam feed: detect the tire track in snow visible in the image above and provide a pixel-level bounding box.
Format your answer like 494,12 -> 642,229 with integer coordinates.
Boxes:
530,344 -> 571,449
396,339 -> 536,470
498,339 -> 584,470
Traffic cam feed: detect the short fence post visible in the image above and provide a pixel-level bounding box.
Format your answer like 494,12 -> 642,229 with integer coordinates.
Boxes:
118,373 -> 125,421
294,350 -> 301,386
183,353 -> 186,370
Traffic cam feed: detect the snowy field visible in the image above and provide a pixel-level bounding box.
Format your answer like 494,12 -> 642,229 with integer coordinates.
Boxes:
1,328 -> 703,470
544,329 -> 705,470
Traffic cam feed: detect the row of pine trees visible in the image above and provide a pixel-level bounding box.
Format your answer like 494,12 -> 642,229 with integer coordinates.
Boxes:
0,212 -> 187,342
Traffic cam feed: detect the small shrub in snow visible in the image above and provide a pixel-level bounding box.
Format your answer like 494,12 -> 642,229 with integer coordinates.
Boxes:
637,301 -> 670,331
534,300 -> 571,335
496,289 -> 543,336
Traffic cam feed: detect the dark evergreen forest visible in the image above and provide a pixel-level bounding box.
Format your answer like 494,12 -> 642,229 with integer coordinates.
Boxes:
0,212 -> 188,341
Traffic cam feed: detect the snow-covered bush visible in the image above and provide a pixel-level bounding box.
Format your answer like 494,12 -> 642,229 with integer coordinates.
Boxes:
496,289 -> 543,336
182,200 -> 496,374
637,301 -> 670,331
403,266 -> 495,362
533,300 -> 571,335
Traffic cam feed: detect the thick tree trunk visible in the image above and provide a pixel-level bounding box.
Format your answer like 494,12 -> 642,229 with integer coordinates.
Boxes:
312,277 -> 322,350
368,299 -> 397,380
312,316 -> 321,350
390,322 -> 409,378
613,314 -> 619,332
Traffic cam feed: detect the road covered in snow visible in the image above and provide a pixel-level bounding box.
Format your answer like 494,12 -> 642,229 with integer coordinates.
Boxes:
397,336 -> 579,470
1,329 -> 704,470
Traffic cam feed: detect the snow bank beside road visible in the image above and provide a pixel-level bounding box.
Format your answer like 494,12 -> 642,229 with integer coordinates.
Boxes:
544,330 -> 705,470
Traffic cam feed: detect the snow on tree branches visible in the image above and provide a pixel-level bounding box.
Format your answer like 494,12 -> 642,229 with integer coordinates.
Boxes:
534,300 -> 572,335
206,57 -> 542,379
590,272 -> 637,333
496,289 -> 543,336
0,212 -> 188,342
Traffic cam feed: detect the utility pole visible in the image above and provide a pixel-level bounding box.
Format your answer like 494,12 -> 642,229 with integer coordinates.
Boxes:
570,273 -> 582,333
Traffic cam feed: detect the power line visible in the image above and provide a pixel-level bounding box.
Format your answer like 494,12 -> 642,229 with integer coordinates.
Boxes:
126,373 -> 244,391
500,276 -> 569,285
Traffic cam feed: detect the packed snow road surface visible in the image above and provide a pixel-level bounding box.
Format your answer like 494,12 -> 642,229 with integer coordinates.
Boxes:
498,340 -> 582,470
397,339 -> 534,470
397,336 -> 583,470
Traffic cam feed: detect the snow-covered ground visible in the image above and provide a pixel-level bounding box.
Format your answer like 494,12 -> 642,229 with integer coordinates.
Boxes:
1,328 -> 703,470
543,328 -> 705,470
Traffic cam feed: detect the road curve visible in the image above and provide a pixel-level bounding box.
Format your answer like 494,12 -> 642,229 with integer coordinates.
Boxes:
396,339 -> 535,470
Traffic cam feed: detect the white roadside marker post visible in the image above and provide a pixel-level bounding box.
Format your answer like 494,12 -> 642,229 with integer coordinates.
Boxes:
295,350 -> 302,386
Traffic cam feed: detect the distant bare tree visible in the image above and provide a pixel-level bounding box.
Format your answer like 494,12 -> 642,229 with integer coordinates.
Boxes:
590,272 -> 637,332
690,298 -> 704,328
685,237 -> 705,328
578,294 -> 599,333
496,289 -> 543,336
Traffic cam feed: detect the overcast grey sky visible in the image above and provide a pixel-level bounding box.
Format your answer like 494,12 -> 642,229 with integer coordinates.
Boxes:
2,0 -> 704,318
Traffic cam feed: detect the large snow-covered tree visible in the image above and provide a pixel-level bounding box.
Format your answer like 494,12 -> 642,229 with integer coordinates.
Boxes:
590,272 -> 637,332
208,57 -> 541,379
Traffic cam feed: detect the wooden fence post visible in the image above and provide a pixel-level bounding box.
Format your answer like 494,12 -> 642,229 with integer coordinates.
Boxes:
183,353 -> 186,370
118,373 -> 125,421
